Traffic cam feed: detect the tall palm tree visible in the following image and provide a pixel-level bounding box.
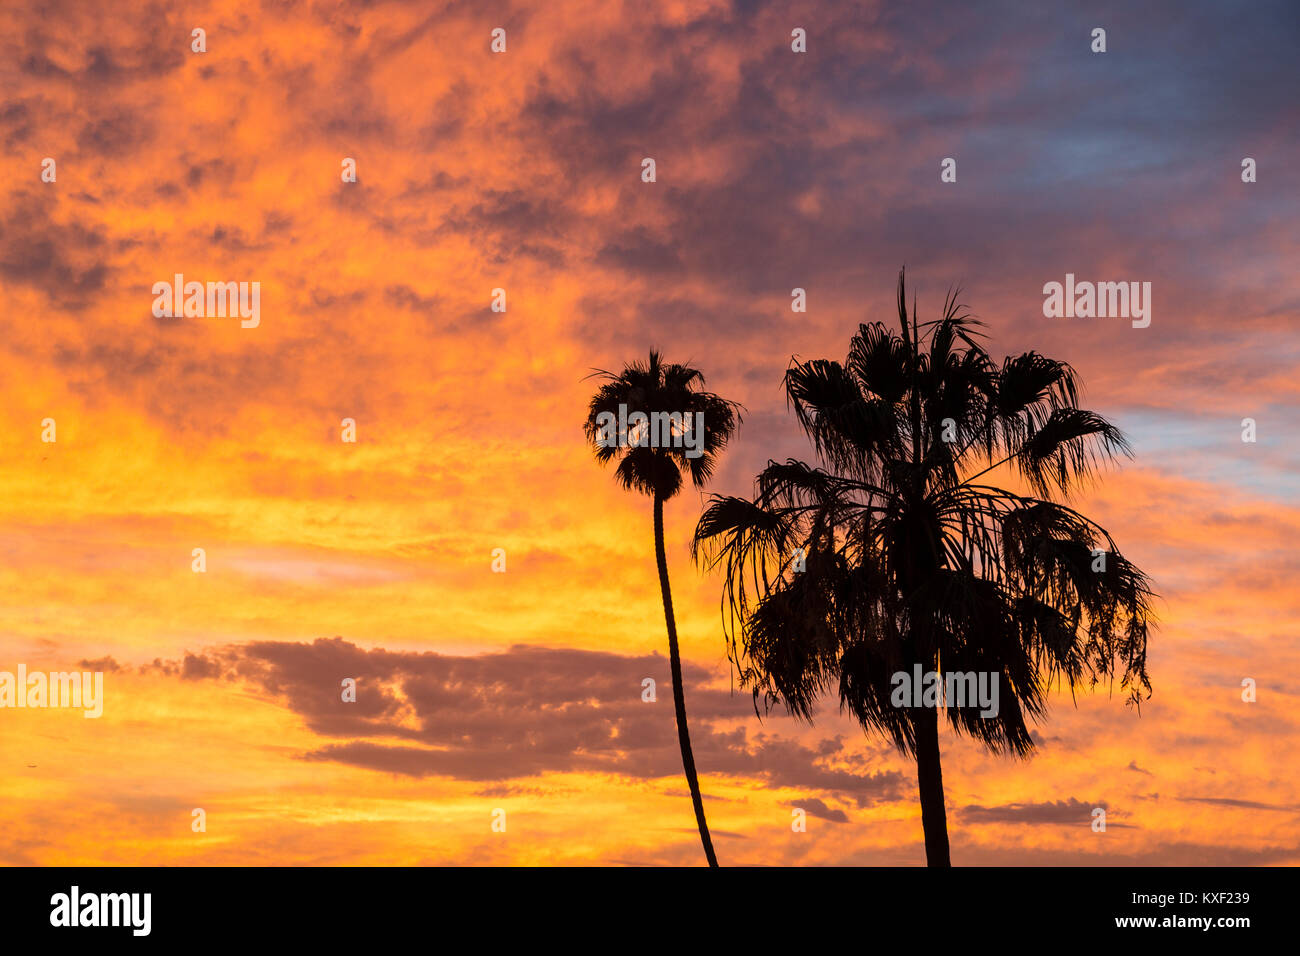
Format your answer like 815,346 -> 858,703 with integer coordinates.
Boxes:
584,350 -> 742,867
692,271 -> 1155,866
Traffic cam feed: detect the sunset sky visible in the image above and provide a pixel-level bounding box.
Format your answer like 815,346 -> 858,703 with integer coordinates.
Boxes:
1,0 -> 1298,866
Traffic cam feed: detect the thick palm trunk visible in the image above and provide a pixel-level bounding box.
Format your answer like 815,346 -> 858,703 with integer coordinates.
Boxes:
653,492 -> 719,867
914,704 -> 951,866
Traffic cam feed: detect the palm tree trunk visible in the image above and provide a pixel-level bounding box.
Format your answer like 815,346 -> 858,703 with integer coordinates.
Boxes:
914,704 -> 951,866
653,492 -> 719,867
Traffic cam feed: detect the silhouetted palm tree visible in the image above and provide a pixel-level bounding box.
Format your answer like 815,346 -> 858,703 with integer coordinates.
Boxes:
584,351 -> 742,867
692,272 -> 1154,866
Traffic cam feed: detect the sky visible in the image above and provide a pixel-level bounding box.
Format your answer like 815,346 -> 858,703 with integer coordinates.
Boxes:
1,0 -> 1297,865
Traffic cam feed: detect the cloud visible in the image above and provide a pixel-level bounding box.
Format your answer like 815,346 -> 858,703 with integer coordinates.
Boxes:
0,191 -> 110,306
1176,796 -> 1300,814
173,637 -> 904,802
789,797 -> 850,823
960,798 -> 1118,826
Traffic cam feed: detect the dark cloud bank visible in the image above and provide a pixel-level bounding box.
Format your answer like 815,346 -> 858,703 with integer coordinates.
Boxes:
161,637 -> 903,806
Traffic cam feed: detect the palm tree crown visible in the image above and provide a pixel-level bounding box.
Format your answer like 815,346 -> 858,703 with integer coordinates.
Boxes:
585,350 -> 742,501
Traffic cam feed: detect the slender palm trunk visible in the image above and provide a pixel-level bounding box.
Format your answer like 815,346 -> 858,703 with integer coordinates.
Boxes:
653,492 -> 719,867
904,296 -> 949,866
914,704 -> 951,866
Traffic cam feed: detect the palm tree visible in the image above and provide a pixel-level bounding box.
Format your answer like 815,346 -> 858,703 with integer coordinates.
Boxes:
584,351 -> 742,867
692,271 -> 1154,866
